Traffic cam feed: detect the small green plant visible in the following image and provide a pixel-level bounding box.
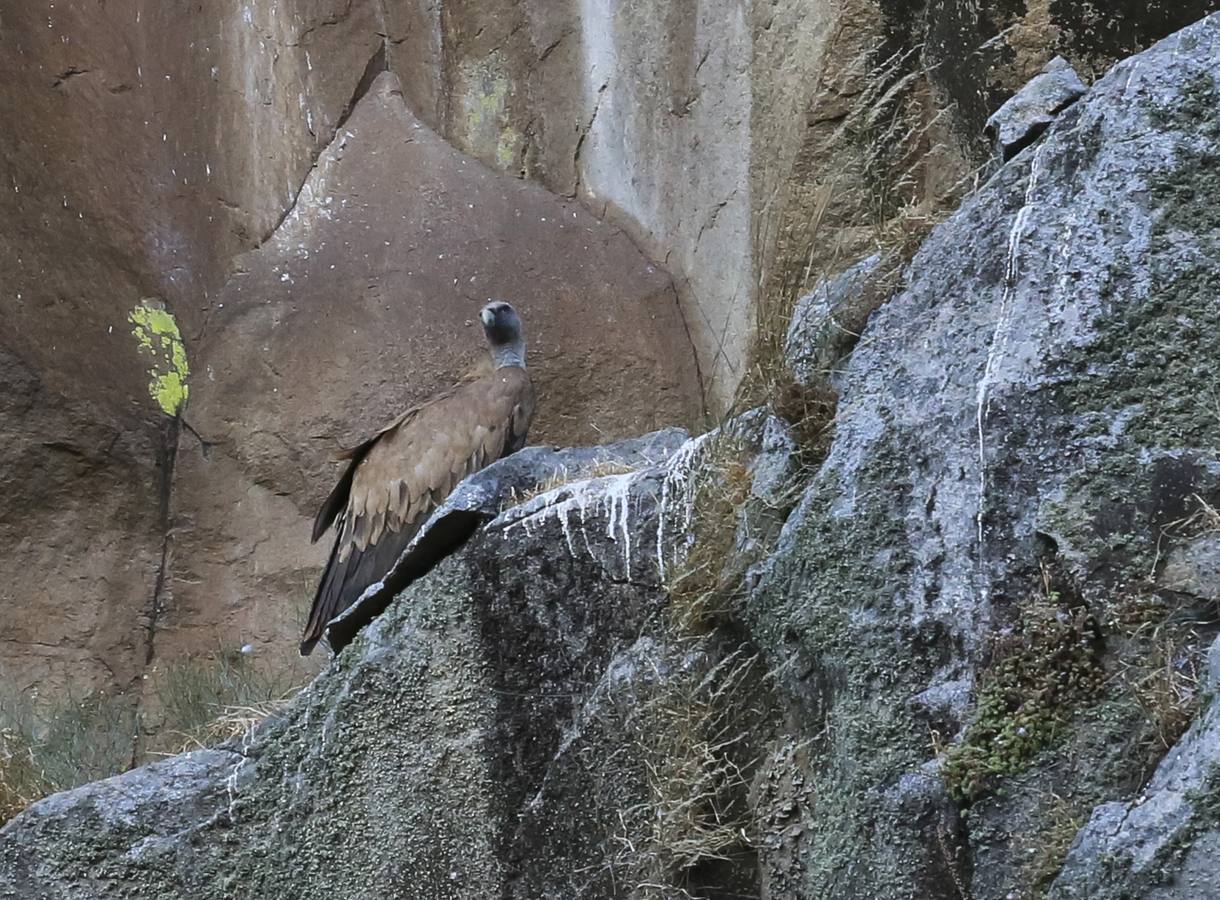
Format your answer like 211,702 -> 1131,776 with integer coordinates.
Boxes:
942,568 -> 1105,803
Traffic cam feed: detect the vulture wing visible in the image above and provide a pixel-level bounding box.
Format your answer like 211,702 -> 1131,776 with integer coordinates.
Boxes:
301,367 -> 535,655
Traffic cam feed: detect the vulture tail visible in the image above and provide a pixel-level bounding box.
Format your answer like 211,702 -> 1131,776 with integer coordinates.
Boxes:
300,522 -> 422,656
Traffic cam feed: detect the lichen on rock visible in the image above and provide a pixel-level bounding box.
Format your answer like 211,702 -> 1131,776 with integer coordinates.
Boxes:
128,300 -> 189,416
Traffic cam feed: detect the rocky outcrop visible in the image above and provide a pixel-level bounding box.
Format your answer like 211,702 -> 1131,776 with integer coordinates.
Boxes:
783,252 -> 897,391
743,12 -> 1220,898
6,13 -> 1220,899
985,57 -> 1087,161
0,420 -> 802,898
0,349 -> 164,730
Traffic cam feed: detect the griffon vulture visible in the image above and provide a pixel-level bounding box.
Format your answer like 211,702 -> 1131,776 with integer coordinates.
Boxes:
300,301 -> 535,655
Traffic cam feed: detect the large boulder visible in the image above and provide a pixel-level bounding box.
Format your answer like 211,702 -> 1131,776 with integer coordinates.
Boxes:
743,12 -> 1220,898
0,412 -> 807,898
0,431 -> 684,898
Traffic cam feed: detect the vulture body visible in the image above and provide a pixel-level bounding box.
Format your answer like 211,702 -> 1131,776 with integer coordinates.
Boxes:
300,301 -> 535,655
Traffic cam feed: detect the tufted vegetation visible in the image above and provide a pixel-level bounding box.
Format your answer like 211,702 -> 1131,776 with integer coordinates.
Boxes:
942,568 -> 1105,803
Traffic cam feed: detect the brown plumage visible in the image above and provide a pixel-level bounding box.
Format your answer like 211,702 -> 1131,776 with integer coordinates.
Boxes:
301,301 -> 535,655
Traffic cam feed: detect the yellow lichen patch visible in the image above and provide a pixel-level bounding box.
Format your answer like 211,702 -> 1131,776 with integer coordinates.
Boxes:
129,300 -> 189,415
463,63 -> 508,131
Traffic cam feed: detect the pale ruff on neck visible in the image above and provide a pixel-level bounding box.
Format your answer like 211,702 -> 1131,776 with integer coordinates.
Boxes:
493,343 -> 526,369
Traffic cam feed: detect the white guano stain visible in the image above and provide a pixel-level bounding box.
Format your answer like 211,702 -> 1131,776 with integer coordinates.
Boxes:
974,140 -> 1048,554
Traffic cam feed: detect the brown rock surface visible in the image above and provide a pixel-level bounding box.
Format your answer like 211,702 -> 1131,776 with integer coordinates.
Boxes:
0,0 -> 384,724
149,73 -> 700,712
3,0 -> 1218,769
0,349 -> 162,707
0,3 -> 701,752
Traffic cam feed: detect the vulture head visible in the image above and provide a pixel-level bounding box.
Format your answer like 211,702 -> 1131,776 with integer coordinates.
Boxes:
481,300 -> 526,369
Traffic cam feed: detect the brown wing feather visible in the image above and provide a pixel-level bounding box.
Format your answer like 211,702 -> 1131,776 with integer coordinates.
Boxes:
301,368 -> 535,655
309,404 -> 420,543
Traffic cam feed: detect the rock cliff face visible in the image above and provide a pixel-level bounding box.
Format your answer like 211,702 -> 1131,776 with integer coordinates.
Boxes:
5,12 -> 1220,898
5,0 -> 1219,746
745,13 -> 1220,896
0,0 -> 700,735
387,0 -> 1220,405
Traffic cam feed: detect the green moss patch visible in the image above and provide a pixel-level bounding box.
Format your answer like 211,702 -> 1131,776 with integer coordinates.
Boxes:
943,579 -> 1105,804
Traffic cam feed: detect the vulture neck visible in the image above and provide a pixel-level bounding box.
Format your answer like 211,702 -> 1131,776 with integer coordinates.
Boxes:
491,341 -> 526,370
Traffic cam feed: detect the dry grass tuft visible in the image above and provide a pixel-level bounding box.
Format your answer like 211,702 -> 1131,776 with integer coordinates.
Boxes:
1114,624 -> 1204,754
614,647 -> 767,897
1150,493 -> 1220,577
592,427 -> 788,895
770,372 -> 841,470
163,699 -> 298,754
0,690 -> 133,827
0,648 -> 310,827
746,42 -> 971,410
0,728 -> 48,826
1017,791 -> 1089,897
664,436 -> 755,636
147,649 -> 308,756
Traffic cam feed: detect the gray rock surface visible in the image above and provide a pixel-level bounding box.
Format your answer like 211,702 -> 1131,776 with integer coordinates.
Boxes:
326,428 -> 689,652
748,13 -> 1220,898
985,57 -> 1088,161
0,434 -> 680,898
783,252 -> 896,390
0,419 -> 800,898
1050,636 -> 1220,899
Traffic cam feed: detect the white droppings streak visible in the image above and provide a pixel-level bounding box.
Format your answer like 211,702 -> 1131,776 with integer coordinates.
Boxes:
556,501 -> 579,557
654,433 -> 710,580
225,726 -> 256,824
975,141 -> 1047,552
502,471 -> 648,576
574,488 -> 596,557
603,475 -> 635,576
